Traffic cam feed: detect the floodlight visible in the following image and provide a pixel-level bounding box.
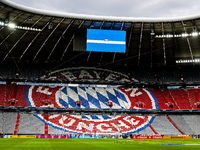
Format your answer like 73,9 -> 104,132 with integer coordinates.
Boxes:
192,32 -> 198,36
182,33 -> 188,37
0,21 -> 4,25
8,23 -> 15,28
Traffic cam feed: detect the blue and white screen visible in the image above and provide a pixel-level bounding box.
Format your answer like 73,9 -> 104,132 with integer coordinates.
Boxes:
86,29 -> 126,53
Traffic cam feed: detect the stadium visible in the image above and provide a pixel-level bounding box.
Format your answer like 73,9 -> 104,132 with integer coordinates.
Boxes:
1,0 -> 200,149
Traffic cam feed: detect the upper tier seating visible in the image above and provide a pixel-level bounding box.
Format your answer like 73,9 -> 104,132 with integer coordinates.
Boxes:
169,89 -> 192,109
187,89 -> 200,109
0,84 -> 200,110
149,89 -> 176,109
0,84 -> 6,106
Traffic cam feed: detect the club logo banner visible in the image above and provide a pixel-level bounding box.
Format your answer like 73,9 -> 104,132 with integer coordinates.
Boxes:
26,68 -> 159,134
26,85 -> 158,134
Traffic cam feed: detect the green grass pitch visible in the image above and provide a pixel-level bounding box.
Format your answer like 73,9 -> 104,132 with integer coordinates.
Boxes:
0,138 -> 200,150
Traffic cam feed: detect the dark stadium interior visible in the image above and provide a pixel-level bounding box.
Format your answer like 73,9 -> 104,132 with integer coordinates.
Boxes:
1,1 -> 200,67
2,0 -> 200,138
1,1 -> 200,86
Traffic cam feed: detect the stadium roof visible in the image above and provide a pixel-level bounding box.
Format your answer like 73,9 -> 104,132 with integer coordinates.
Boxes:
1,0 -> 200,67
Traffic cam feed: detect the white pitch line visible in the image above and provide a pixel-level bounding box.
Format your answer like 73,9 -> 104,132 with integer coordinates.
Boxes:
185,144 -> 200,145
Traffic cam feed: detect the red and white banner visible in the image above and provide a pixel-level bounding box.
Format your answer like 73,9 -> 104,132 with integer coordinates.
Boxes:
132,136 -> 163,139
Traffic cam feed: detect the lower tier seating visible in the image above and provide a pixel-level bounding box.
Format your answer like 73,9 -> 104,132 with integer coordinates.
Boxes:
169,115 -> 195,134
151,115 -> 181,135
1,113 -> 199,135
18,114 -> 44,135
0,112 -> 17,134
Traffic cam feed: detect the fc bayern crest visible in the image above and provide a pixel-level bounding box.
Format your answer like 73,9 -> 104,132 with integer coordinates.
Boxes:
25,68 -> 159,134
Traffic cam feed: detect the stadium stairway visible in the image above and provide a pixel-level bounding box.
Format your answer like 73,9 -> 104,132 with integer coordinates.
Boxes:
4,85 -> 28,107
166,115 -> 184,134
0,85 -> 6,106
18,114 -> 44,134
181,115 -> 200,134
149,125 -> 157,135
169,115 -> 195,134
162,90 -> 180,109
137,126 -> 155,135
169,89 -> 192,109
151,115 -> 181,135
1,113 -> 18,134
149,89 -> 177,109
14,114 -> 20,135
144,116 -> 158,135
5,85 -> 18,107
0,112 -> 3,133
44,115 -> 49,135
187,89 -> 200,109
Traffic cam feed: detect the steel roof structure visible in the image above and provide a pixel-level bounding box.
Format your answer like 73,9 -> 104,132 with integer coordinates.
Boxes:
1,0 -> 200,67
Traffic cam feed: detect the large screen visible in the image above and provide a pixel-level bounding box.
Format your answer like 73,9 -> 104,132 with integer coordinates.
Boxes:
86,29 -> 126,53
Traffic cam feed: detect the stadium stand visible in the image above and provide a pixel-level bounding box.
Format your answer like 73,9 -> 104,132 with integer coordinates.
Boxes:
1,113 -> 18,134
14,114 -> 20,135
180,115 -> 200,134
151,115 -> 181,135
187,89 -> 200,109
0,85 -> 6,106
0,112 -> 3,134
2,112 -> 200,135
166,115 -> 184,134
169,115 -> 195,135
1,0 -> 200,137
148,89 -> 171,109
1,84 -> 200,110
137,126 -> 155,135
48,125 -> 64,135
169,89 -> 192,109
0,83 -> 199,136
18,114 -> 44,135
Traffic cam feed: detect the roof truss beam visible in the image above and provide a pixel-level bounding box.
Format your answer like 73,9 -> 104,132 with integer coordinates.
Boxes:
47,19 -> 75,62
3,15 -> 44,61
171,22 -> 179,61
0,10 -> 23,32
138,22 -> 144,66
125,23 -> 134,65
19,17 -> 53,60
191,20 -> 199,33
60,19 -> 84,61
162,22 -> 166,65
150,23 -> 155,67
33,17 -> 65,61
0,12 -> 24,45
86,21 -> 95,62
182,21 -> 194,65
